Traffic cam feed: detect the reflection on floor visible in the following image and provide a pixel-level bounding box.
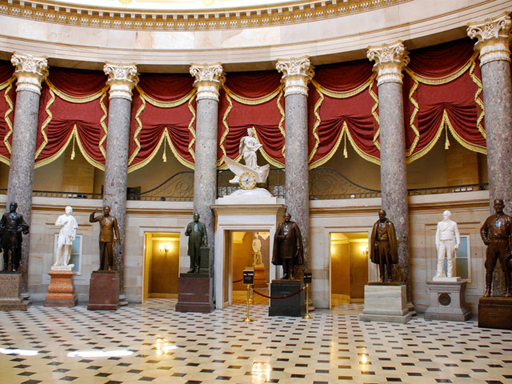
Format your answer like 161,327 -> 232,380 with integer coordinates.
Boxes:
232,287 -> 270,305
1,299 -> 511,383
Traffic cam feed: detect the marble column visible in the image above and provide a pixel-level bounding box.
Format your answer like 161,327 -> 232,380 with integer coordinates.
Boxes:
468,14 -> 512,297
8,53 -> 49,295
468,15 -> 512,209
276,57 -> 314,272
103,63 -> 139,306
189,63 -> 225,273
367,43 -> 412,302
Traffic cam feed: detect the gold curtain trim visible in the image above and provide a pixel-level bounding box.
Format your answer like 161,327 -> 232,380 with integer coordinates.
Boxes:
369,79 -> 380,152
128,96 -> 146,166
404,52 -> 479,85
218,93 -> 234,169
308,85 -> 324,163
35,87 -> 56,160
187,94 -> 197,168
277,91 -> 286,161
223,84 -> 284,105
311,73 -> 377,99
308,120 -> 346,169
34,125 -> 77,169
98,93 -> 108,160
137,86 -> 195,108
0,76 -> 15,91
406,78 -> 420,157
346,124 -> 381,166
469,60 -> 486,139
45,79 -> 108,103
2,79 -> 14,155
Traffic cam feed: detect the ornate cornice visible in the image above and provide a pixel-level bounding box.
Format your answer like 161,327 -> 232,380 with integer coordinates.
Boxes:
467,13 -> 511,66
367,41 -> 409,86
0,0 -> 408,31
11,53 -> 48,95
103,63 -> 139,101
276,57 -> 314,97
190,63 -> 225,102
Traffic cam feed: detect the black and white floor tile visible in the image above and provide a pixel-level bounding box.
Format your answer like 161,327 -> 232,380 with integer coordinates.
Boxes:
0,299 -> 511,383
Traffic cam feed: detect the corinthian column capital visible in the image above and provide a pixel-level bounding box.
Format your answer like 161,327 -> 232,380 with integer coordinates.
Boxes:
103,63 -> 139,101
276,56 -> 314,97
189,63 -> 225,102
467,14 -> 511,66
367,42 -> 409,86
11,53 -> 49,95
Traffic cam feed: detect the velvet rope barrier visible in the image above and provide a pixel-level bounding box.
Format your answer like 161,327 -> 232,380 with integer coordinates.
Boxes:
252,286 -> 305,300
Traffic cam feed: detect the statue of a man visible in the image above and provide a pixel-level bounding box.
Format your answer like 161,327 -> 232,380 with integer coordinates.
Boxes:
480,199 -> 512,297
185,212 -> 208,274
1,202 -> 29,272
272,213 -> 304,279
435,210 -> 460,278
252,232 -> 263,266
89,206 -> 121,271
369,209 -> 398,283
239,127 -> 262,169
53,206 -> 78,268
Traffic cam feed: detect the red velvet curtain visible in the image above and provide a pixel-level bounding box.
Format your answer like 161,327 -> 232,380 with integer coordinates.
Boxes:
128,73 -> 196,171
404,39 -> 486,162
36,67 -> 108,168
0,60 -> 15,164
219,70 -> 285,167
308,59 -> 380,167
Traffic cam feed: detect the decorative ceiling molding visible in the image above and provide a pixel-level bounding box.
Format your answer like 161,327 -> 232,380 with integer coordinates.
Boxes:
0,0 -> 408,31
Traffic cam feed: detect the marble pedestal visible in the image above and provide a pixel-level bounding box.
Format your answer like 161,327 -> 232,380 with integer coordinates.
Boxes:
269,280 -> 305,317
176,274 -> 214,313
44,270 -> 78,307
424,280 -> 471,321
478,297 -> 512,330
0,272 -> 28,310
359,283 -> 412,323
87,271 -> 119,310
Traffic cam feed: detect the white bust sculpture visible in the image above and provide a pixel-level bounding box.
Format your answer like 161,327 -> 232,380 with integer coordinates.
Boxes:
52,206 -> 78,270
434,210 -> 460,279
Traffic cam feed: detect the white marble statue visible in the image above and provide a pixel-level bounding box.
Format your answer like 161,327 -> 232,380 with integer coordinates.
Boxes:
252,232 -> 263,266
240,127 -> 262,169
52,206 -> 78,270
435,210 -> 460,279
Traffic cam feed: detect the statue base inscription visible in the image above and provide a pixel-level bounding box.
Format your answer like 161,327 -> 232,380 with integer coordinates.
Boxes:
176,274 -> 214,313
478,297 -> 512,330
359,283 -> 412,323
424,280 -> 471,321
269,280 -> 305,317
87,270 -> 119,310
44,270 -> 78,307
0,272 -> 28,311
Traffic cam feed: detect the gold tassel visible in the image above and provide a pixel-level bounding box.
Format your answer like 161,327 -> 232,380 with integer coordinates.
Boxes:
71,132 -> 76,160
162,141 -> 167,163
445,123 -> 450,150
343,132 -> 348,158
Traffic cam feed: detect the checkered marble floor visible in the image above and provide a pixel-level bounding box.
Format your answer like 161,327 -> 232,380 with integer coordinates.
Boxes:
1,299 -> 511,384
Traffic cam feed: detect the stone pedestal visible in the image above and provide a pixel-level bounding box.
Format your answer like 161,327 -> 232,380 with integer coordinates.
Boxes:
176,274 -> 214,313
0,272 -> 28,310
478,297 -> 512,330
359,283 -> 412,323
269,280 -> 305,317
44,270 -> 78,307
87,270 -> 119,310
424,281 -> 471,321
254,264 -> 266,287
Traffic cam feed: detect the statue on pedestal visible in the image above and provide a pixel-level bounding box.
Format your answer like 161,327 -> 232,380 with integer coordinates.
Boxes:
1,202 -> 29,272
52,206 -> 78,270
272,213 -> 304,279
369,209 -> 398,283
185,213 -> 208,274
435,210 -> 460,278
480,199 -> 512,297
252,232 -> 263,266
89,206 -> 121,271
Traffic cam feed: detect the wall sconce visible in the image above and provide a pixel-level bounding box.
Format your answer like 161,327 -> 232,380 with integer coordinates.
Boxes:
361,245 -> 368,258
159,244 -> 170,256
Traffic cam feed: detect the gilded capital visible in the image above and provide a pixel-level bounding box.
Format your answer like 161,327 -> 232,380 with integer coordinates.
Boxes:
189,63 -> 225,102
367,42 -> 409,86
276,57 -> 314,97
103,63 -> 139,101
467,14 -> 511,66
11,53 -> 49,95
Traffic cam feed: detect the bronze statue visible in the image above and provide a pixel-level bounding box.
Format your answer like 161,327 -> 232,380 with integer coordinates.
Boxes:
89,206 -> 121,271
480,199 -> 512,297
272,213 -> 304,279
369,209 -> 398,282
185,212 -> 208,273
1,202 -> 29,272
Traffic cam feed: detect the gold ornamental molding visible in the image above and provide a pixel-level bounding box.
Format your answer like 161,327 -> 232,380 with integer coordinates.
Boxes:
0,0 -> 410,31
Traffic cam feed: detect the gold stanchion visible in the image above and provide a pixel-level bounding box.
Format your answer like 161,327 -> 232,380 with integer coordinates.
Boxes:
244,284 -> 253,322
303,283 -> 312,319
